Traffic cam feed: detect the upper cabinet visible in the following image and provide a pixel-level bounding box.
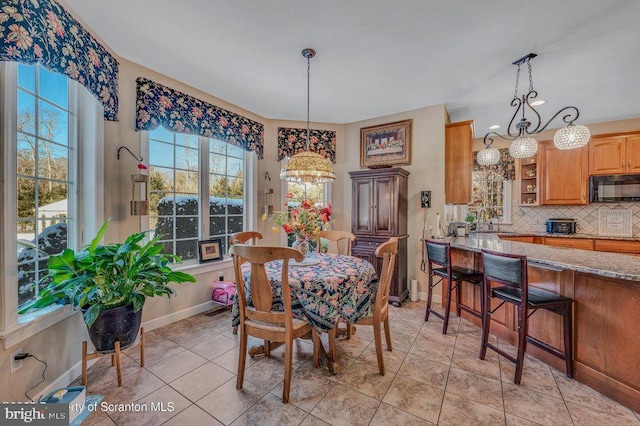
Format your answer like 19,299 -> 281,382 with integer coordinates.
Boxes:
445,120 -> 474,204
589,135 -> 640,175
539,140 -> 589,205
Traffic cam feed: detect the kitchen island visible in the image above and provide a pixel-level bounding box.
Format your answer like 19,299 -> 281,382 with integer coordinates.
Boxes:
438,233 -> 640,411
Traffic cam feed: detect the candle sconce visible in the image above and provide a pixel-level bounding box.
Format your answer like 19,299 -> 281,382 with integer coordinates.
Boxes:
117,147 -> 149,216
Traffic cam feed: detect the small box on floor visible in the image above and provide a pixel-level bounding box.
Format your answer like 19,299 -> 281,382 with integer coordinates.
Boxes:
211,281 -> 236,305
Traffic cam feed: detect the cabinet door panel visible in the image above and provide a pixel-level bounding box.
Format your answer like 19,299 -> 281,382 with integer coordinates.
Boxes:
541,142 -> 588,205
589,137 -> 626,175
544,237 -> 594,250
352,179 -> 372,234
626,136 -> 640,174
445,121 -> 473,204
373,177 -> 394,235
594,239 -> 640,254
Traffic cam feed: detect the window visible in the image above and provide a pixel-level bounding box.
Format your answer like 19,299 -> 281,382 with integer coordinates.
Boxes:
16,64 -> 75,308
146,128 -> 246,261
468,171 -> 512,223
282,181 -> 331,247
1,62 -> 102,338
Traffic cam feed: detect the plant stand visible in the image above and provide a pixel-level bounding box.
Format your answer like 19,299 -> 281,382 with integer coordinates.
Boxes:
81,327 -> 145,387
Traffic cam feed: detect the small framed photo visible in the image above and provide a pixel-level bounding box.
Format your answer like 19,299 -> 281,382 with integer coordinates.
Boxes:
360,119 -> 412,168
198,239 -> 223,263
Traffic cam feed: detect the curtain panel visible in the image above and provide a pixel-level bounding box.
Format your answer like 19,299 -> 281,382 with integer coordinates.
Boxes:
473,148 -> 516,180
136,77 -> 264,159
0,0 -> 119,120
277,127 -> 336,163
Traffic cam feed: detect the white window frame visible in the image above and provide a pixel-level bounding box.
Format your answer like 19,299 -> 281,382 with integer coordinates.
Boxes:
279,179 -> 333,246
140,131 -> 257,270
0,62 -> 103,349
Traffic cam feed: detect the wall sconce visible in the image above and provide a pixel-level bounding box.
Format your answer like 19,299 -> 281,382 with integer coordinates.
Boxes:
118,147 -> 149,216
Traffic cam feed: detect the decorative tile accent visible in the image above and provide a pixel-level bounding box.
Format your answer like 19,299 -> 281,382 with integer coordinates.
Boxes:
598,208 -> 633,237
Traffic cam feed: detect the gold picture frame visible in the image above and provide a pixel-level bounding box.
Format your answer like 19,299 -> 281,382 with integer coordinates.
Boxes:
360,119 -> 412,168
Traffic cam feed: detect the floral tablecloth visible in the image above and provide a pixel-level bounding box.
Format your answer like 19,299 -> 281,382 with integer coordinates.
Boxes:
231,253 -> 377,332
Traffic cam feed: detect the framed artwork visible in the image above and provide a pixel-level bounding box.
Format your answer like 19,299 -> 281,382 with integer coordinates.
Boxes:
198,238 -> 223,263
360,119 -> 412,168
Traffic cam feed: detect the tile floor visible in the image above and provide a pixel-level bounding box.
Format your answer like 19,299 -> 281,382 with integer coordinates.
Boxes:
76,302 -> 640,425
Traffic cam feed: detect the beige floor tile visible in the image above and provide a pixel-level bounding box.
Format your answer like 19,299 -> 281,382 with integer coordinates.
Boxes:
445,366 -> 504,411
451,346 -> 501,381
418,324 -> 459,345
358,346 -> 407,374
146,350 -> 207,383
409,334 -> 455,364
397,353 -> 450,389
338,360 -> 395,400
201,316 -> 236,335
243,356 -> 289,391
299,415 -> 331,425
108,385 -> 190,425
393,306 -> 427,323
197,378 -> 267,425
500,357 -> 562,398
271,365 -> 335,412
266,338 -> 315,368
567,401 -> 640,426
230,392 -> 308,425
502,382 -> 573,426
190,334 -> 239,360
553,370 -> 638,421
389,318 -> 422,336
310,383 -> 380,426
92,418 -> 116,426
296,353 -> 356,383
84,353 -> 143,394
453,333 -> 484,353
163,404 -> 222,426
349,324 -> 375,342
387,330 -> 417,353
170,362 -> 235,402
212,345 -> 263,373
505,413 -> 544,425
369,402 -> 435,425
98,369 -> 166,408
156,320 -> 217,349
438,392 -> 505,426
382,375 -> 444,424
81,404 -> 110,426
125,331 -> 186,367
335,335 -> 372,358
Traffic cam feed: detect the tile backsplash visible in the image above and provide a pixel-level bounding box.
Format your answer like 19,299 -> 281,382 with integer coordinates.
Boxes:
503,203 -> 640,237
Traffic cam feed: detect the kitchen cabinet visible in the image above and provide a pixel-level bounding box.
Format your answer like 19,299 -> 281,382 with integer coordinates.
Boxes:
519,156 -> 539,206
594,239 -> 640,255
499,236 -> 535,243
445,120 -> 473,204
543,237 -> 594,250
589,134 -> 640,175
349,167 -> 409,306
539,140 -> 588,205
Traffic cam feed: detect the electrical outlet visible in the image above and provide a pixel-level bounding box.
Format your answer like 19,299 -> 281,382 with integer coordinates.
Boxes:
218,274 -> 224,281
10,348 -> 23,374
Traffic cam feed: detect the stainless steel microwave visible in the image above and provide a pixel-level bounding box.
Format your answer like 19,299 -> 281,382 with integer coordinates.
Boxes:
589,175 -> 640,202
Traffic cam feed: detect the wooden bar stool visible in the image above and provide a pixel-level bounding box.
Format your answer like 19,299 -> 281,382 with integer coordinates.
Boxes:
424,240 -> 483,334
479,249 -> 573,384
81,327 -> 145,387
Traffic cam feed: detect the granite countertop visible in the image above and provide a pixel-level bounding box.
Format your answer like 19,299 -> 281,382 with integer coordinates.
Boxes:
497,232 -> 640,242
444,233 -> 640,282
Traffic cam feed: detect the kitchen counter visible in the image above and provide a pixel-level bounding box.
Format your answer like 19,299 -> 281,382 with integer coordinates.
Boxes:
485,231 -> 640,242
445,233 -> 640,282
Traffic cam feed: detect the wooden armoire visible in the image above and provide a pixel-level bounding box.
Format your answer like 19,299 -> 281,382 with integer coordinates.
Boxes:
349,167 -> 409,306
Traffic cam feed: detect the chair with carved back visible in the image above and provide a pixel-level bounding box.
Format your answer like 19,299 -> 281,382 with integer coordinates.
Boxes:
230,244 -> 317,403
316,230 -> 356,255
349,237 -> 398,375
229,231 -> 262,334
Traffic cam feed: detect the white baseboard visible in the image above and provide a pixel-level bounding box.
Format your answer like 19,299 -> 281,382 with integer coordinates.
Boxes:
34,358 -> 96,402
141,301 -> 216,332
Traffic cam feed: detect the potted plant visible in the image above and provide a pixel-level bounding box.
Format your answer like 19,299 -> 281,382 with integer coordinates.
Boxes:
19,221 -> 196,353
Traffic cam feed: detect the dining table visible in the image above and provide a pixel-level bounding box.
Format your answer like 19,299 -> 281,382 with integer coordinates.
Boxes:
230,252 -> 378,373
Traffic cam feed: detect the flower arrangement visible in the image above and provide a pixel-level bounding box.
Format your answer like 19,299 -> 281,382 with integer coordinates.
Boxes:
263,197 -> 332,239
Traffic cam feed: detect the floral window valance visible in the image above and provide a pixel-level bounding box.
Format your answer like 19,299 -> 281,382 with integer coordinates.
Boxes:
473,148 -> 516,180
0,0 -> 119,120
136,78 -> 264,159
277,127 -> 336,163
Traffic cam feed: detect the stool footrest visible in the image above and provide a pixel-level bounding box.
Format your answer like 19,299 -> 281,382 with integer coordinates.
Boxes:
526,336 -> 566,360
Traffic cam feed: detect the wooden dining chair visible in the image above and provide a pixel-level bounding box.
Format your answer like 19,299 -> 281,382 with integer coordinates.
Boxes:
230,231 -> 262,334
230,244 -> 317,403
316,230 -> 356,255
350,237 -> 398,375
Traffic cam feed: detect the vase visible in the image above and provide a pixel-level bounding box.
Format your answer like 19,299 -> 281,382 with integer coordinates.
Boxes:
87,304 -> 143,354
292,233 -> 310,260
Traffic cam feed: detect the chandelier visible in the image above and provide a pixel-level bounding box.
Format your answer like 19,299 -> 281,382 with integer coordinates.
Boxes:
483,53 -> 590,159
281,48 -> 336,184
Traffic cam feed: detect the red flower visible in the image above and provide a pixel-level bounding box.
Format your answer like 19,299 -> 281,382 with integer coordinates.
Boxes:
282,223 -> 294,234
285,192 -> 293,199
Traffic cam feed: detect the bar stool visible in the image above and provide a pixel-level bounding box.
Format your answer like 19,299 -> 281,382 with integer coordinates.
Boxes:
424,240 -> 483,334
479,249 -> 573,384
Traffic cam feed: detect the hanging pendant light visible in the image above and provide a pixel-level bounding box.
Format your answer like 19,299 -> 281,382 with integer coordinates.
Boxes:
477,141 -> 500,166
483,53 -> 590,159
281,48 -> 336,184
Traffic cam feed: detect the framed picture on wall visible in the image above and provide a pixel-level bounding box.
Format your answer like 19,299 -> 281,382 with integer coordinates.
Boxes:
198,238 -> 223,263
360,119 -> 412,168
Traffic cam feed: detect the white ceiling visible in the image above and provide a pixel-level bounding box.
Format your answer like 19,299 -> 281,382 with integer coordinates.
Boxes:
66,0 -> 640,134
